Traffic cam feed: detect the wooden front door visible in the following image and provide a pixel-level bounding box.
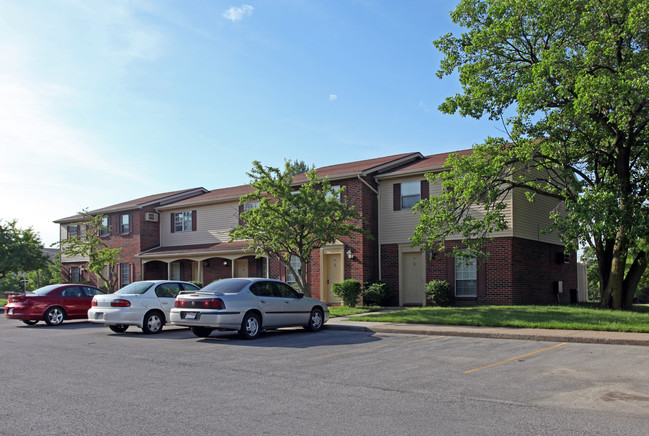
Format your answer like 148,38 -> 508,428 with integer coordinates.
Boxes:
235,259 -> 247,278
324,253 -> 343,304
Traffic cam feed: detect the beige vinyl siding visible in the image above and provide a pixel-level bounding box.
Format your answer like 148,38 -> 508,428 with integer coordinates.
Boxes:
511,188 -> 564,245
59,225 -> 88,262
161,201 -> 240,246
379,174 -> 514,245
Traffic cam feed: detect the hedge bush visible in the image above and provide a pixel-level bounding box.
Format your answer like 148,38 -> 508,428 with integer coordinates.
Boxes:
363,281 -> 392,306
332,279 -> 362,307
425,280 -> 454,307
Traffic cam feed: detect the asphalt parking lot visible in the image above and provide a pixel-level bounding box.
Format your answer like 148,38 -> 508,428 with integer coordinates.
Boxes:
2,318 -> 648,435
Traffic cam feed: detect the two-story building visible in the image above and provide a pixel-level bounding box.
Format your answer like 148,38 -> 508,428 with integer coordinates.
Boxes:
56,149 -> 577,305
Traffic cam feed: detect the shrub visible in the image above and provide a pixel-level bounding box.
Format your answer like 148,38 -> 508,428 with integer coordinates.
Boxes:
425,280 -> 454,307
190,281 -> 204,289
363,281 -> 392,306
332,279 -> 362,307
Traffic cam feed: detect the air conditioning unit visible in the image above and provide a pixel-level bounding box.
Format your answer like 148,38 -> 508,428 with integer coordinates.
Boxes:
144,212 -> 159,222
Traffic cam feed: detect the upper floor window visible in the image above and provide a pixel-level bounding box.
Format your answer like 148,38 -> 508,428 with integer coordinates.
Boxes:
67,225 -> 79,239
455,256 -> 477,297
401,181 -> 421,209
393,180 -> 429,211
326,185 -> 341,202
243,201 -> 259,212
171,211 -> 196,233
99,217 -> 110,237
120,214 -> 130,234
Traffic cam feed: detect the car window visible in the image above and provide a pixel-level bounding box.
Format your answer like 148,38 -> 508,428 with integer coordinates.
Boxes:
155,283 -> 182,298
82,287 -> 103,297
116,281 -> 155,295
33,285 -> 62,296
250,281 -> 275,297
61,287 -> 84,297
276,283 -> 299,299
202,279 -> 250,294
181,283 -> 200,291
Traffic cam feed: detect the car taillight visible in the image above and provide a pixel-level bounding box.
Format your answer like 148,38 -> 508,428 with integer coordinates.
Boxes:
203,298 -> 224,309
174,299 -> 182,307
91,298 -> 98,306
111,299 -> 131,307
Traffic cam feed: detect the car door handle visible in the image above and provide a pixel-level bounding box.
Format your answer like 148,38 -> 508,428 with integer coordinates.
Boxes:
260,300 -> 267,303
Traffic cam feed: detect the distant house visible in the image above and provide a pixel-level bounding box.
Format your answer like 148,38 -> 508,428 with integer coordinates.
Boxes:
54,150 -> 577,305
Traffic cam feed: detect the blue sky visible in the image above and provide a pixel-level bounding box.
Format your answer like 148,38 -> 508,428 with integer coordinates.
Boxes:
1,0 -> 504,246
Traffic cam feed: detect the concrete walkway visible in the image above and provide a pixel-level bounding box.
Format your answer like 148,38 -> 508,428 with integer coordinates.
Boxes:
325,315 -> 649,346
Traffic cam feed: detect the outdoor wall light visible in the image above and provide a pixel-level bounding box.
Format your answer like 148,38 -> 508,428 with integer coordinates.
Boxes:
346,249 -> 354,259
223,260 -> 228,266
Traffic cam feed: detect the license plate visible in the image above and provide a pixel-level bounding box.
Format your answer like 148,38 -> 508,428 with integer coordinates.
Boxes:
185,312 -> 199,320
8,308 -> 13,315
95,313 -> 104,319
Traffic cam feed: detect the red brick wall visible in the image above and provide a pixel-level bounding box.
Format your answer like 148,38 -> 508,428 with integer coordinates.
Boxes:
382,237 -> 577,306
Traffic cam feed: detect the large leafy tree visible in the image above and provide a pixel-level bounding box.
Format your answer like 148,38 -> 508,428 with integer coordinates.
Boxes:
59,212 -> 121,292
412,0 -> 648,309
229,161 -> 366,297
0,220 -> 48,281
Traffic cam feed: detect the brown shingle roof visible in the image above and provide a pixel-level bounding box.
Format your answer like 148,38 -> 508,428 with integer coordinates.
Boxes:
137,240 -> 253,258
157,184 -> 255,209
377,148 -> 474,177
54,187 -> 206,223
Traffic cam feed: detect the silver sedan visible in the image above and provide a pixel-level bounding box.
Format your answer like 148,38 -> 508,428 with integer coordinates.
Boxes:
169,278 -> 329,339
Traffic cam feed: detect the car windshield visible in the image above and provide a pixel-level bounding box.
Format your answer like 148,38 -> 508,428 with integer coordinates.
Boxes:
32,285 -> 62,296
201,279 -> 250,294
115,282 -> 155,295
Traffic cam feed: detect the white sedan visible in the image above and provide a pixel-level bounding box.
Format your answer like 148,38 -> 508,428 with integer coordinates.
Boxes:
170,278 -> 329,339
88,280 -> 200,334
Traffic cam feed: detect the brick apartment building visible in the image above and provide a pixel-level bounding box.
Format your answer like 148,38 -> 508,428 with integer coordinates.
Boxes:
55,150 -> 577,306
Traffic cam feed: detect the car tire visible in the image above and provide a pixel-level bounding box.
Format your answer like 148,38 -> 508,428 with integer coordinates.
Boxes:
142,311 -> 164,334
191,326 -> 213,338
21,320 -> 38,326
44,307 -> 65,326
306,308 -> 324,332
239,312 -> 261,340
109,324 -> 129,333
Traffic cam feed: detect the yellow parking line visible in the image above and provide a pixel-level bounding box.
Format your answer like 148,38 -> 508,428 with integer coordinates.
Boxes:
464,342 -> 567,374
308,336 -> 444,361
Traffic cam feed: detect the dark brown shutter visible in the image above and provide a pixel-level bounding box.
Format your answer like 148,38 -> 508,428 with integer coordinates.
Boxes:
446,255 -> 455,293
420,180 -> 429,200
192,210 -> 197,231
393,183 -> 401,211
477,257 -> 486,298
170,213 -> 175,233
238,204 -> 244,226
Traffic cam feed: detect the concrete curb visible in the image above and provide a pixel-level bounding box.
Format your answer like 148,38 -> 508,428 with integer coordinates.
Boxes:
325,319 -> 649,347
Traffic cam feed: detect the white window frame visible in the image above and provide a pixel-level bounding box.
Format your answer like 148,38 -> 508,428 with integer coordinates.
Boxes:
243,201 -> 259,212
326,185 -> 341,202
120,214 -> 130,234
286,255 -> 301,285
455,256 -> 477,297
120,264 -> 131,287
401,181 -> 421,209
99,217 -> 109,237
70,267 -> 80,283
174,211 -> 193,232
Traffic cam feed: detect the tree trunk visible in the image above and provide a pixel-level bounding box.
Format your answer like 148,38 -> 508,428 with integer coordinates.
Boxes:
622,251 -> 648,309
606,231 -> 629,310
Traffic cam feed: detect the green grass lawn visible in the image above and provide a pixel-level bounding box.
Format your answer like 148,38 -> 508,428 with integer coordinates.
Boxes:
328,305 -> 382,318
344,304 -> 649,333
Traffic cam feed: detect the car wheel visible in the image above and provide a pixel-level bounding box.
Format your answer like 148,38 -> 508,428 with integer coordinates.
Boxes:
306,308 -> 324,332
44,307 -> 65,326
21,320 -> 38,326
142,311 -> 164,334
239,312 -> 261,340
109,324 -> 129,333
191,327 -> 213,338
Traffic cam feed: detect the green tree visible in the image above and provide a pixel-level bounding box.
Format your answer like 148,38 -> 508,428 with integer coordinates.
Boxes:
229,160 -> 366,297
412,0 -> 648,309
0,220 -> 48,281
286,159 -> 312,176
58,211 -> 121,292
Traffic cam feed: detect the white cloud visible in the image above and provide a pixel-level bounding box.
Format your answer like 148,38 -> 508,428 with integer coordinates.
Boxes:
222,5 -> 254,22
329,94 -> 338,101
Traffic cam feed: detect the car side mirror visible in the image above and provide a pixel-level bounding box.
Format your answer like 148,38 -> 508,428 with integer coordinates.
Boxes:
297,293 -> 304,299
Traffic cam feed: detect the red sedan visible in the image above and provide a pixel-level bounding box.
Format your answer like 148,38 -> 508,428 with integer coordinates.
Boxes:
4,284 -> 106,326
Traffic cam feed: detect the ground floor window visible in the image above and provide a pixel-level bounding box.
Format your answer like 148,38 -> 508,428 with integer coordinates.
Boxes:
286,256 -> 301,286
455,256 -> 477,297
120,264 -> 131,287
70,267 -> 80,283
